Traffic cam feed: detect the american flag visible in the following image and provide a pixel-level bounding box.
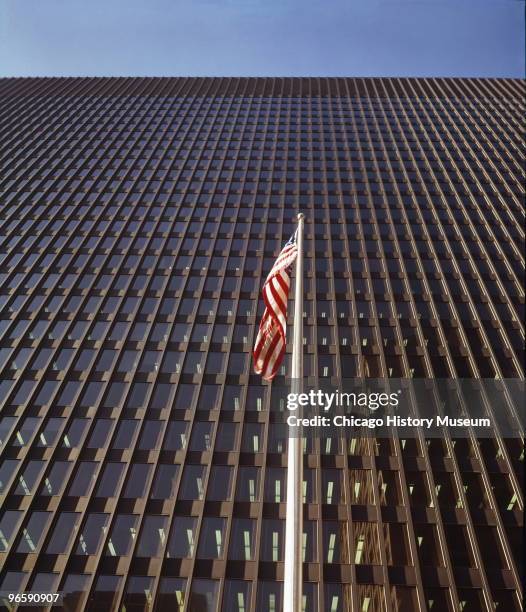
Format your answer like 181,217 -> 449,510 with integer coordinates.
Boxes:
253,231 -> 298,381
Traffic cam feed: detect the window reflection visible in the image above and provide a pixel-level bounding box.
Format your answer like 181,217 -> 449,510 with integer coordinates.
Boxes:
122,576 -> 154,612
76,513 -> 110,556
106,515 -> 139,557
222,581 -> 251,612
236,466 -> 261,502
157,577 -> 186,611
87,575 -> 122,612
179,464 -> 206,500
16,511 -> 51,553
188,579 -> 219,612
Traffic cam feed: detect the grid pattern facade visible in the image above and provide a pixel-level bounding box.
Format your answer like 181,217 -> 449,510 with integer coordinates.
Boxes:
0,77 -> 524,612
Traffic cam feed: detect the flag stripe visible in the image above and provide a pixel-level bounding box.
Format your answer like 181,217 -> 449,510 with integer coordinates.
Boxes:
253,231 -> 298,381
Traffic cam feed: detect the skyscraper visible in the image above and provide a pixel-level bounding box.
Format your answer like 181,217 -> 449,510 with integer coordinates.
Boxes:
0,77 -> 523,611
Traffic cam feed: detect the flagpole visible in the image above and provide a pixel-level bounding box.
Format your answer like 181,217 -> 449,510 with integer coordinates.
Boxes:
284,213 -> 304,612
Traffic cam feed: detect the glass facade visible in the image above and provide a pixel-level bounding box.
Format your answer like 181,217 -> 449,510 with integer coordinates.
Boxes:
0,77 -> 524,611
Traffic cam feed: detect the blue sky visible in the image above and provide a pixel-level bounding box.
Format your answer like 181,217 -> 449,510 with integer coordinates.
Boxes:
0,0 -> 524,77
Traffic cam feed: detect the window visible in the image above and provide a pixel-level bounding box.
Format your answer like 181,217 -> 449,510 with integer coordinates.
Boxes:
222,581 -> 251,612
222,385 -> 241,411
256,581 -> 283,612
207,466 -> 234,501
214,423 -> 238,451
414,524 -> 444,566
324,584 -> 350,612
0,572 -> 28,607
163,421 -> 189,451
46,513 -> 81,554
433,471 -> 463,508
356,584 -> 386,612
40,461 -> 72,496
323,521 -> 349,564
189,421 -> 214,451
12,417 -> 40,446
123,464 -> 153,498
76,513 -> 110,555
188,579 -> 219,612
303,583 -> 318,612
106,515 -> 139,557
197,517 -> 227,559
241,423 -> 263,452
136,515 -> 169,557
87,575 -> 123,612
95,463 -> 126,498
321,469 -> 345,504
349,469 -> 375,505
0,459 -> 19,494
67,462 -> 98,497
113,420 -> 139,449
378,470 -> 404,506
62,418 -> 89,448
61,575 -> 90,612
178,464 -> 206,500
236,466 -> 261,502
14,460 -> 45,495
168,516 -> 197,558
267,424 -> 287,453
30,573 -> 60,593
354,522 -> 381,565
151,464 -> 180,499
122,576 -> 154,612
138,420 -> 164,450
260,519 -> 284,561
228,518 -> 256,561
303,520 -> 318,562
383,523 -> 411,566
0,416 -> 16,447
444,525 -> 476,567
157,577 -> 186,611
423,588 -> 454,612
264,468 -> 286,503
37,418 -> 64,446
150,383 -> 176,409
0,511 -> 22,552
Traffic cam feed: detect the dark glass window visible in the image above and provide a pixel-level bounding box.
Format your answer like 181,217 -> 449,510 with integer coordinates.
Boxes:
151,464 -> 180,499
179,464 -> 206,500
222,581 -> 251,612
46,513 -> 81,554
167,516 -> 197,558
138,420 -> 164,450
14,460 -> 45,496
86,575 -> 123,612
189,421 -> 214,451
206,465 -> 234,501
61,575 -> 90,611
67,462 -> 98,497
0,511 -> 22,552
123,464 -> 153,498
96,463 -> 126,498
113,420 -> 139,449
106,515 -> 140,557
189,579 -> 219,611
156,577 -> 187,611
228,518 -> 256,561
40,461 -> 72,496
121,576 -> 154,612
62,418 -> 89,448
76,513 -> 110,555
136,515 -> 169,557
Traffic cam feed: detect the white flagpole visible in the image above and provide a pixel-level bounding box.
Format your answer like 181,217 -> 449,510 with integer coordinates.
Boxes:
284,213 -> 304,612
